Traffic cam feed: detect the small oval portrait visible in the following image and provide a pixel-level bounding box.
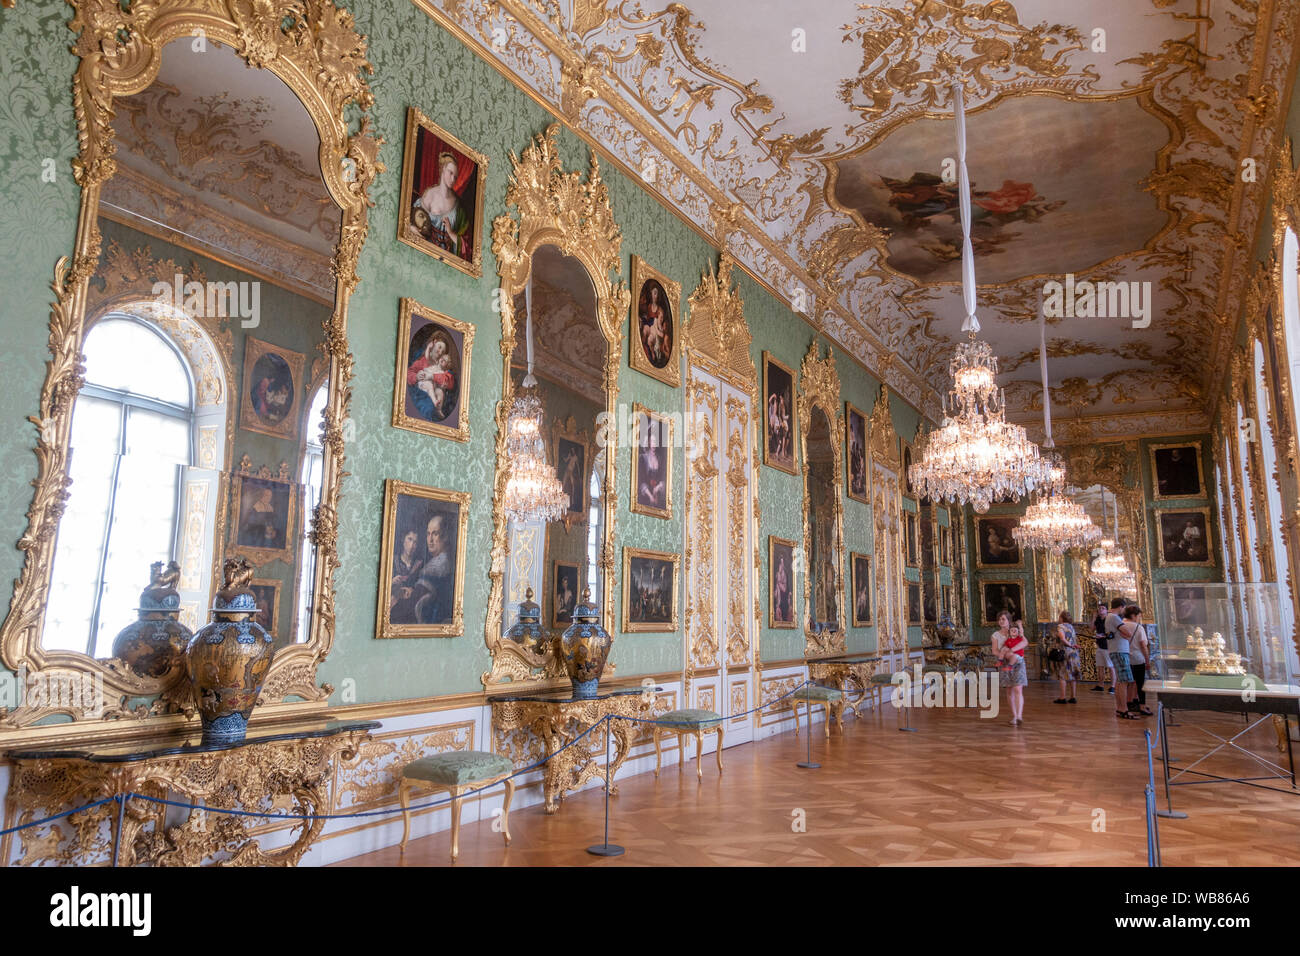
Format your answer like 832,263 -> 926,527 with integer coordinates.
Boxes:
637,278 -> 673,370
248,352 -> 295,427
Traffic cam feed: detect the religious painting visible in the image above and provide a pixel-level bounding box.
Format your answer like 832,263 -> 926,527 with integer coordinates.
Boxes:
552,561 -> 580,628
976,515 -> 1022,568
1155,507 -> 1215,567
827,96 -> 1168,285
397,107 -> 488,278
622,547 -> 680,633
981,580 -> 1024,625
769,537 -> 797,629
907,581 -> 922,626
392,298 -> 474,442
248,579 -> 282,642
630,404 -> 673,519
554,429 -> 590,524
629,256 -> 681,387
850,552 -> 872,626
1149,441 -> 1205,500
763,352 -> 797,474
378,480 -> 470,638
845,401 -> 869,503
904,509 -> 919,566
230,474 -> 297,564
239,337 -> 304,441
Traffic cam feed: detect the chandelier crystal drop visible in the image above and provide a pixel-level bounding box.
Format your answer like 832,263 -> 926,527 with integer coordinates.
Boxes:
1012,460 -> 1103,554
908,81 -> 1050,512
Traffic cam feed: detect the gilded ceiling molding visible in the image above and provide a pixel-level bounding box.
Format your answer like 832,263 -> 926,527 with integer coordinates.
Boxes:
0,0 -> 380,735
483,123 -> 628,689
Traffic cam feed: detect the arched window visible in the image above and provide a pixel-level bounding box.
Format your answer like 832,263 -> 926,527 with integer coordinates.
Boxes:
1283,227 -> 1300,433
44,316 -> 194,657
1221,431 -> 1243,582
1235,401 -> 1261,581
296,382 -> 329,642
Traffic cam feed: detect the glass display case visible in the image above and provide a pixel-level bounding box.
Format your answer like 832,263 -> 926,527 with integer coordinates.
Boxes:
1155,582 -> 1299,692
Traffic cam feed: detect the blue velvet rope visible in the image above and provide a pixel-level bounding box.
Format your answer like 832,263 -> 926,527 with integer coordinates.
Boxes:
1,678 -> 818,834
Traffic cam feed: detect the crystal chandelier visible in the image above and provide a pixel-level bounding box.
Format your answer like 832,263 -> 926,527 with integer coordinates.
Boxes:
1011,303 -> 1101,553
501,277 -> 568,524
1089,491 -> 1134,591
909,84 -> 1050,512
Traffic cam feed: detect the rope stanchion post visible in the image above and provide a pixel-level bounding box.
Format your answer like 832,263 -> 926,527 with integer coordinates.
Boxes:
588,714 -> 624,857
795,680 -> 820,770
1155,700 -> 1188,819
1143,729 -> 1161,867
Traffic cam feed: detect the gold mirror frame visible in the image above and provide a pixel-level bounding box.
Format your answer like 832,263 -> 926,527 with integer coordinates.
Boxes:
799,340 -> 847,657
483,124 -> 628,688
0,0 -> 381,732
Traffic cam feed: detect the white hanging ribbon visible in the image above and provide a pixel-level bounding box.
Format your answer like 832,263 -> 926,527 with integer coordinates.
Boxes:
1039,304 -> 1053,449
954,83 -> 979,334
523,273 -> 537,388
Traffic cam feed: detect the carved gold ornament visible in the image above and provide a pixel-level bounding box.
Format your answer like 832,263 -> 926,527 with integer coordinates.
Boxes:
483,124 -> 629,688
799,340 -> 847,658
0,0 -> 381,738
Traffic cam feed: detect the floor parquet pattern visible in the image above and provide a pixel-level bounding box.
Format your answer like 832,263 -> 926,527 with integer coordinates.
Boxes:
336,683 -> 1300,866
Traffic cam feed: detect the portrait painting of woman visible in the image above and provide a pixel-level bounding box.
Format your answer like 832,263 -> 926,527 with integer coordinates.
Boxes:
631,405 -> 673,519
629,256 -> 682,386
239,337 -> 305,441
230,474 -> 297,563
763,353 -> 797,475
392,299 -> 474,442
769,536 -> 797,628
398,107 -> 488,278
846,402 -> 868,503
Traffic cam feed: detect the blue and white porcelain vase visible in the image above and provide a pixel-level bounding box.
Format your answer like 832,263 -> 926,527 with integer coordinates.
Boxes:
111,561 -> 191,680
505,587 -> 549,655
555,588 -> 612,698
185,558 -> 275,744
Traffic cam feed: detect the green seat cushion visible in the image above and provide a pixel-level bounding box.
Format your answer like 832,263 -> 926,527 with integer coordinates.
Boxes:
403,751 -> 513,785
657,708 -> 723,728
794,685 -> 842,701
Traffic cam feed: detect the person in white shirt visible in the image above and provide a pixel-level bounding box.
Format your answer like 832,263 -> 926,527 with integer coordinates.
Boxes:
1119,605 -> 1154,716
1106,597 -> 1139,720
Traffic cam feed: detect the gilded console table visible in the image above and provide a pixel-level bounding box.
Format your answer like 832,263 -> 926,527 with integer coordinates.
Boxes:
4,719 -> 378,867
806,655 -> 881,717
490,686 -> 657,814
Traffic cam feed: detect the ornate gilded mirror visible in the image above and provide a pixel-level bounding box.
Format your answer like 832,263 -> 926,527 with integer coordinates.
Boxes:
0,1 -> 378,730
483,126 -> 628,688
800,341 -> 847,657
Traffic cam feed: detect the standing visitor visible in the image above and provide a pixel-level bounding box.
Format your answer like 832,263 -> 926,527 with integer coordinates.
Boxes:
1049,610 -> 1081,704
993,611 -> 1028,726
1120,605 -> 1154,716
1106,597 -> 1138,720
1091,601 -> 1114,694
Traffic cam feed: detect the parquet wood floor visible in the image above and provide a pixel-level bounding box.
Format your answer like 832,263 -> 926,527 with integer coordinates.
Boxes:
336,682 -> 1300,866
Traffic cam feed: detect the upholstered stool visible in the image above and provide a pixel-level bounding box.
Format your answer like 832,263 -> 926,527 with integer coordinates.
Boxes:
792,685 -> 844,738
399,751 -> 515,862
652,708 -> 724,779
868,672 -> 896,714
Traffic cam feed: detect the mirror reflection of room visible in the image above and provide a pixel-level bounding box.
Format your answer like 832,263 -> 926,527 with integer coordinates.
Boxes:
806,406 -> 840,630
41,39 -> 336,662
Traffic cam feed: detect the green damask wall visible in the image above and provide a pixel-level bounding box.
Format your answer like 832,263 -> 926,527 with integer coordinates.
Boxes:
0,2 -> 928,705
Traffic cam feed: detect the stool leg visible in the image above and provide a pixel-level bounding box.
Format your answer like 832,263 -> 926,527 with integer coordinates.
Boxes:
695,729 -> 704,780
449,787 -> 462,863
793,700 -> 801,736
678,731 -> 685,773
653,728 -> 662,777
715,726 -> 724,774
501,777 -> 514,847
822,703 -> 830,738
398,778 -> 412,853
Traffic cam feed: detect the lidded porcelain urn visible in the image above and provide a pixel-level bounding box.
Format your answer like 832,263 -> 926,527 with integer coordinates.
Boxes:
185,557 -> 275,744
111,560 -> 191,680
554,588 -> 612,699
505,587 -> 549,655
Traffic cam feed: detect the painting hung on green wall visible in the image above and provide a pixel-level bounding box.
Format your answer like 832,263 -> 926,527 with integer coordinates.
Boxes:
769,536 -> 797,628
240,336 -> 304,441
981,580 -> 1024,624
397,106 -> 488,279
629,256 -> 681,387
845,402 -> 869,503
622,547 -> 680,633
1149,440 -> 1205,500
763,352 -> 798,475
391,297 -> 474,442
906,581 -> 922,625
378,479 -> 470,638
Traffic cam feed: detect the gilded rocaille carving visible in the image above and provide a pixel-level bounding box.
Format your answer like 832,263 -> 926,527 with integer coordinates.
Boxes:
799,340 -> 847,658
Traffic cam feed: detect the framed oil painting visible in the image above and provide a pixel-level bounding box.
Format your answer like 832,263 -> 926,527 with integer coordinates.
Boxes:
240,337 -> 304,441
630,404 -> 673,519
940,525 -> 953,566
552,560 -> 580,627
392,298 -> 474,442
942,583 -> 953,618
850,552 -> 872,626
904,509 -> 919,566
622,547 -> 680,633
845,401 -> 869,503
975,515 -> 1022,568
554,428 -> 590,525
907,581 -> 922,625
981,580 -> 1024,625
397,106 -> 488,278
629,256 -> 682,387
1155,507 -> 1214,567
901,439 -> 915,496
249,579 -> 282,642
230,474 -> 297,564
769,536 -> 797,629
378,479 -> 470,638
763,352 -> 798,475
1149,441 -> 1205,500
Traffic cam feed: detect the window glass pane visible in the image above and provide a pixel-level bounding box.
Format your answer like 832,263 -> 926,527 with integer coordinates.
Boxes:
84,317 -> 190,407
297,385 -> 328,642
